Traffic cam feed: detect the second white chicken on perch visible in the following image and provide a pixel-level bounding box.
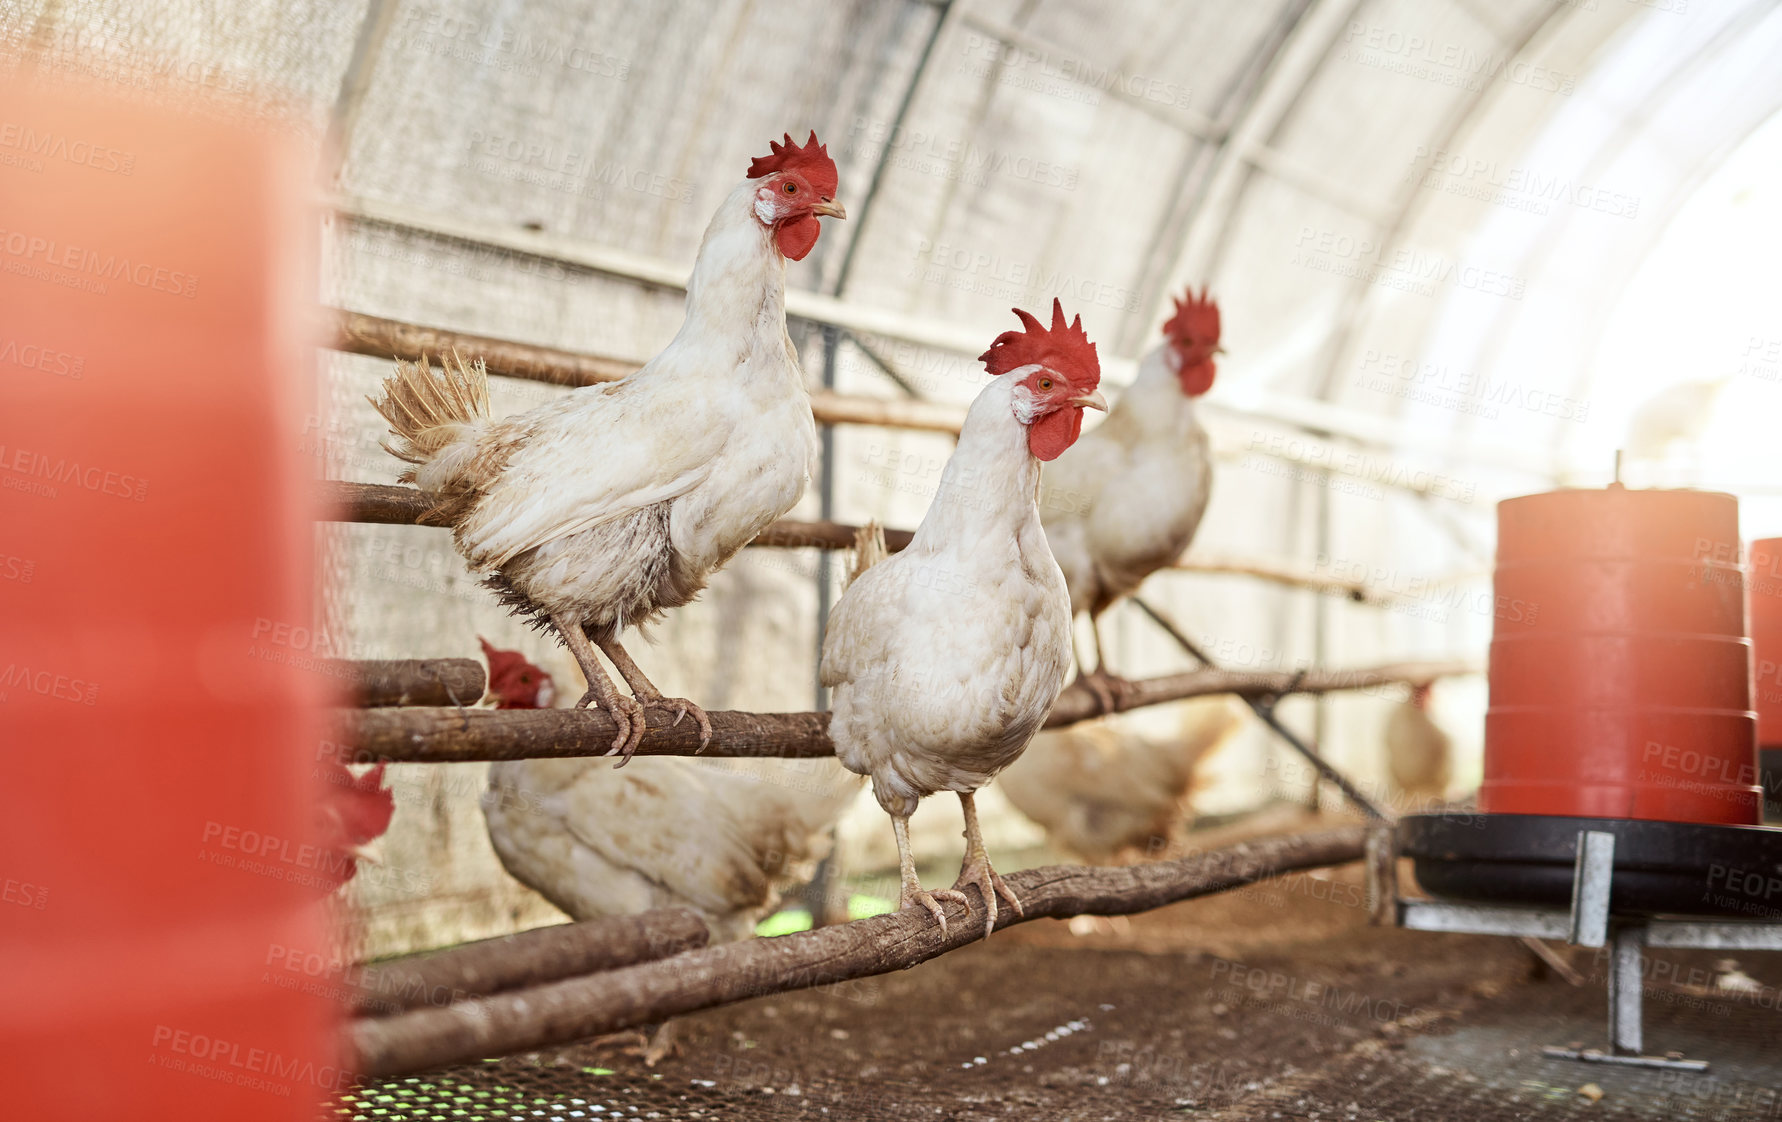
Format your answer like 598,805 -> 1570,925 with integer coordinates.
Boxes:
1041,287 -> 1222,711
823,300 -> 1106,938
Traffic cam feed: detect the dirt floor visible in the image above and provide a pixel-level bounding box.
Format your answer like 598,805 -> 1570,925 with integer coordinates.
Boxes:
331,820 -> 1782,1122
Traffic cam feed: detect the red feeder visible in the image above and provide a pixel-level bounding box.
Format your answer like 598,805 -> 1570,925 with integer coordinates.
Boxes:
0,79 -> 338,1119
1752,538 -> 1782,749
1481,486 -> 1760,825
1751,538 -> 1782,818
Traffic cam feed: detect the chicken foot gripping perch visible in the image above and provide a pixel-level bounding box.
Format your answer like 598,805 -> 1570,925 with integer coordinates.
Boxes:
1075,615 -> 1132,715
372,132 -> 844,763
886,794 -> 1024,939
823,301 -> 1106,939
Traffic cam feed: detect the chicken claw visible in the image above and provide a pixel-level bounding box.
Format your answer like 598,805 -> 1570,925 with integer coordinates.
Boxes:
901,884 -> 969,937
594,635 -> 714,756
570,687 -> 639,759
637,695 -> 714,754
891,813 -> 970,937
604,695 -> 648,766
952,854 -> 1023,939
1075,668 -> 1134,715
952,790 -> 1021,938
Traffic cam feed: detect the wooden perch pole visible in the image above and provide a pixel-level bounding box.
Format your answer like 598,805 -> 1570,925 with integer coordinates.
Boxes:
329,659 -> 1476,764
322,481 -> 919,552
352,909 -> 709,1017
349,826 -> 1367,1078
324,309 -> 966,434
336,658 -> 485,708
330,309 -> 635,387
321,482 -> 1416,605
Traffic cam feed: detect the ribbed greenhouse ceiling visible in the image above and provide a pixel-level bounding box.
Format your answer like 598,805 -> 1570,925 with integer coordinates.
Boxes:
13,0 -> 1781,511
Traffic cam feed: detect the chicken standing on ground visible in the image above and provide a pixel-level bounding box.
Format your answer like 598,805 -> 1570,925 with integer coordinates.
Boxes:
372,132 -> 845,762
997,696 -> 1246,864
1384,682 -> 1452,805
823,301 -> 1107,937
1040,287 -> 1222,710
477,637 -> 865,1063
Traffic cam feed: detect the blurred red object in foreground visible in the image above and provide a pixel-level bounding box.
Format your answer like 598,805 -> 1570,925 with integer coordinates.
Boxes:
0,77 -> 342,1118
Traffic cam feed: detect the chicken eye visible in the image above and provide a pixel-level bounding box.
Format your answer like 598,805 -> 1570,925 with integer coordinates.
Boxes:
784,181 -> 798,194
1038,377 -> 1054,392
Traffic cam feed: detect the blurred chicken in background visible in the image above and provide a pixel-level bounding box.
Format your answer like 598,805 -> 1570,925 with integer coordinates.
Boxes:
315,761 -> 395,897
478,622 -> 864,1061
1384,682 -> 1452,807
997,696 -> 1247,864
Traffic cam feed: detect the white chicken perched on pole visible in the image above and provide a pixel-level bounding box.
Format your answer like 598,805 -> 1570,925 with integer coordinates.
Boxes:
372,133 -> 846,762
1040,287 -> 1221,710
822,300 -> 1107,937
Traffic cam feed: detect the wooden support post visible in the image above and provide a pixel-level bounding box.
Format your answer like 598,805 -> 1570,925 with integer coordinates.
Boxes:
1365,822 -> 1398,927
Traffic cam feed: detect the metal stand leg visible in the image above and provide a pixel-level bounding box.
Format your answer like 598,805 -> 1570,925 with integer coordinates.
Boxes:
1608,925 -> 1644,1056
1568,830 -> 1614,948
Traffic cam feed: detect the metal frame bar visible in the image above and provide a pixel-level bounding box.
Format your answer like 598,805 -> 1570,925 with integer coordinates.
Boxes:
1129,595 -> 1390,821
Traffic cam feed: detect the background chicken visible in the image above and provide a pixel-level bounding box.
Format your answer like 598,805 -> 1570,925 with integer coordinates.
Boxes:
477,638 -> 863,1062
313,759 -> 394,897
823,301 -> 1106,937
371,132 -> 845,760
1040,287 -> 1221,709
1384,681 -> 1452,806
996,696 -> 1247,864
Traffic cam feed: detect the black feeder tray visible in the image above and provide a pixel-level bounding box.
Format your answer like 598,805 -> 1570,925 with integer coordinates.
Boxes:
1369,812 -> 1782,1072
1399,812 -> 1782,919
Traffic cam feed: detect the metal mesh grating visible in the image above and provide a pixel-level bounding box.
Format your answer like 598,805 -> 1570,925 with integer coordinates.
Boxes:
326,884 -> 1782,1122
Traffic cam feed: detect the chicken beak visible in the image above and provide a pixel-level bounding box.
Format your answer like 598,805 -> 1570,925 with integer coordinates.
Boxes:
1069,389 -> 1109,412
814,198 -> 848,219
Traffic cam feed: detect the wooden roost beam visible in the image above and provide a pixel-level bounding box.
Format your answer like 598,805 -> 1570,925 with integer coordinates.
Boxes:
330,659 -> 1475,764
337,658 -> 486,708
353,909 -> 709,1017
320,481 -> 1442,604
326,309 -> 967,434
349,827 -> 1368,1078
323,481 -> 917,551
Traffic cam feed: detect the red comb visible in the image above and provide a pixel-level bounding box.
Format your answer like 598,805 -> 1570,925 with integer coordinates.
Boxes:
313,759 -> 394,894
978,298 -> 1101,387
747,131 -> 838,200
1162,286 -> 1221,350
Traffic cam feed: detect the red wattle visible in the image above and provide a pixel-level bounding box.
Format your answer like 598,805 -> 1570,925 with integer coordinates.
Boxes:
1178,360 -> 1215,397
776,216 -> 820,261
1029,407 -> 1083,461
